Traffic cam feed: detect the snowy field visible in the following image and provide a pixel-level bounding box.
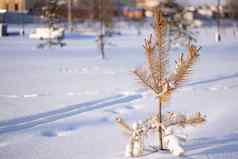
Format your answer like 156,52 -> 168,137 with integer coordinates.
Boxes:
0,23 -> 238,159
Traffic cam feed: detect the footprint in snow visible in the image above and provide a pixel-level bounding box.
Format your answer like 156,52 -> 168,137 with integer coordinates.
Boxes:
105,108 -> 128,115
92,66 -> 100,71
80,68 -> 89,74
130,104 -> 144,110
114,107 -> 131,114
120,91 -> 137,96
41,127 -> 77,138
66,91 -> 99,97
84,91 -> 99,96
178,87 -> 194,93
104,105 -> 134,115
60,68 -> 80,73
0,142 -> 9,147
124,105 -> 134,110
104,109 -> 119,115
103,71 -> 116,75
23,94 -> 39,98
0,93 -> 52,99
208,85 -> 229,92
66,92 -> 81,96
0,94 -> 19,98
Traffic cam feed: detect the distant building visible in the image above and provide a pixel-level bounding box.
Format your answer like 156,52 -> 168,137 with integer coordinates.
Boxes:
0,0 -> 37,24
0,0 -> 37,12
136,0 -> 161,9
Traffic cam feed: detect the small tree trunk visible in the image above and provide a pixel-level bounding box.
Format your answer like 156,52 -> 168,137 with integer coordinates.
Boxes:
100,35 -> 105,59
48,24 -> 52,47
99,18 -> 105,59
216,0 -> 222,42
67,0 -> 73,32
158,98 -> 164,150
99,0 -> 105,59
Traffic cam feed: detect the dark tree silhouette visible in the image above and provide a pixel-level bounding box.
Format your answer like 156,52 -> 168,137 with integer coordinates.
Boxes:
94,0 -> 115,59
38,0 -> 65,48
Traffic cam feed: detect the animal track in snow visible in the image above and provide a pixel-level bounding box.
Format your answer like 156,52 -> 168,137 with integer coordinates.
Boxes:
59,67 -> 89,74
59,67 -> 119,75
0,90 -> 101,100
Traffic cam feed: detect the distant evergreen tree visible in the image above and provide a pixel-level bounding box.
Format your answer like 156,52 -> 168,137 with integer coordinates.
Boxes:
226,0 -> 238,18
159,0 -> 197,47
42,0 -> 60,29
38,0 -> 65,48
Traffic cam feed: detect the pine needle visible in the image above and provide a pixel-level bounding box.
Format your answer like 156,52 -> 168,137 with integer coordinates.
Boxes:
134,68 -> 160,95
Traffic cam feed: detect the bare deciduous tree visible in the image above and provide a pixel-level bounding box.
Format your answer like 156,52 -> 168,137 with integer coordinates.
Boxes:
94,0 -> 115,59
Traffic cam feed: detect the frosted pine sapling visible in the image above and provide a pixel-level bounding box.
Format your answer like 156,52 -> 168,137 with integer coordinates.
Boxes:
115,7 -> 205,157
134,7 -> 202,150
134,8 -> 170,150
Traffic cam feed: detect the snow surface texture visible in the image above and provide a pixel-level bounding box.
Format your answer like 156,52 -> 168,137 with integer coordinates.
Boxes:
0,23 -> 238,159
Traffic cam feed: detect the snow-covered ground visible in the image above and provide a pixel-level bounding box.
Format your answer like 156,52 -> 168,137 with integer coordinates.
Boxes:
0,23 -> 238,159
